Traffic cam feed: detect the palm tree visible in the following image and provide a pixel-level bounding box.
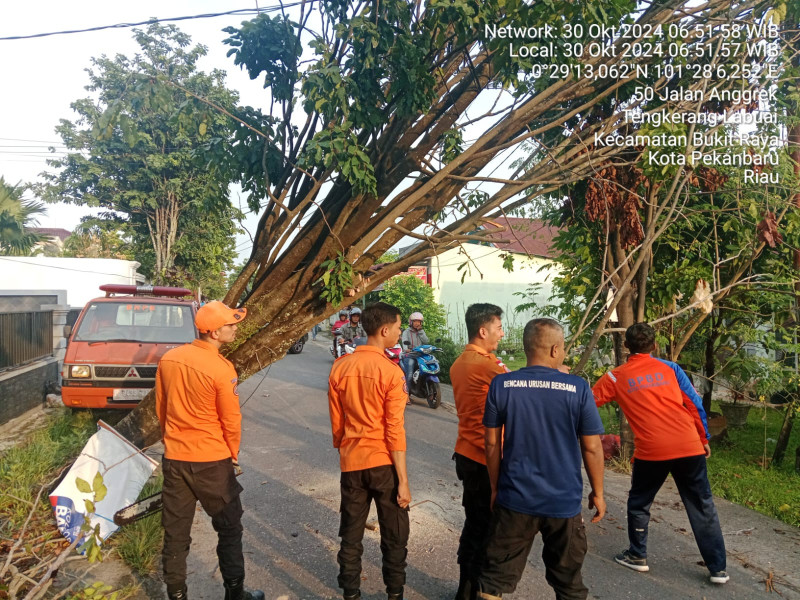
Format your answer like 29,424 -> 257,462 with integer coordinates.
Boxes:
0,177 -> 46,255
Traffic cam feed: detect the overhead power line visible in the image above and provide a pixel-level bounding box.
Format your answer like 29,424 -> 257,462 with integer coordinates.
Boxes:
0,137 -> 67,144
0,256 -> 142,278
0,5 -> 308,41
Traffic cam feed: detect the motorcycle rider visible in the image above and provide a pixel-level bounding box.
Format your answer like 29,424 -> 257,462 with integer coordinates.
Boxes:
400,312 -> 430,402
331,309 -> 350,358
333,310 -> 349,333
341,307 -> 366,344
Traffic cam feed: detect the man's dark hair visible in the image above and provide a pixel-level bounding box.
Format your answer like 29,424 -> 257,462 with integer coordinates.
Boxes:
522,318 -> 564,356
362,302 -> 401,335
465,303 -> 503,340
625,322 -> 656,354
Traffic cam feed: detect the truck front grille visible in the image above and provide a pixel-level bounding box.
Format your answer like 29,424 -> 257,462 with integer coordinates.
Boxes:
93,365 -> 157,379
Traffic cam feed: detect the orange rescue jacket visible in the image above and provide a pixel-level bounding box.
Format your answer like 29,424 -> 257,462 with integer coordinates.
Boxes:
155,339 -> 241,462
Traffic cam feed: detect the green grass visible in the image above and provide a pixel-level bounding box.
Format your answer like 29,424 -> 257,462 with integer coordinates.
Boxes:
112,473 -> 164,575
597,403 -> 621,435
707,402 -> 800,528
0,408 -> 97,534
0,409 -> 98,597
597,401 -> 800,528
501,353 -> 527,371
0,408 -> 165,581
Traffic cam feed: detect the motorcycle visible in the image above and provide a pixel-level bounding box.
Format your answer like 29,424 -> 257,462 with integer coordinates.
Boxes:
403,342 -> 443,409
330,328 -> 346,359
342,336 -> 367,355
384,343 -> 402,366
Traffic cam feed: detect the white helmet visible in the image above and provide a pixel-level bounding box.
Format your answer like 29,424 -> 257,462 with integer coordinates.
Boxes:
339,309 -> 348,318
350,307 -> 362,316
409,311 -> 424,325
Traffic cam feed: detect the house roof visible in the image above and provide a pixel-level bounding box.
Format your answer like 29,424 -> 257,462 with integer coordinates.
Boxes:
31,228 -> 71,242
478,217 -> 559,258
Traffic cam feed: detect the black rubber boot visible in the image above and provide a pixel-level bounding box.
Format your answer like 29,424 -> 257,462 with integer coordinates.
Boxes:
223,577 -> 265,600
166,586 -> 188,600
387,590 -> 404,600
343,591 -> 361,600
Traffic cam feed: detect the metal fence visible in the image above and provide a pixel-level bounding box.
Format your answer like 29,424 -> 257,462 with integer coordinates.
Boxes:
0,311 -> 54,370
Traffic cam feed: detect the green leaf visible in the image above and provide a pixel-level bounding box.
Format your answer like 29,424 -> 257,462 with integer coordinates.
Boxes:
76,477 -> 92,494
84,499 -> 96,514
94,483 -> 108,503
92,471 -> 104,493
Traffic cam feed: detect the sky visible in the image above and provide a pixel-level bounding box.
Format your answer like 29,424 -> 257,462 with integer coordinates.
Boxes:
0,1 -> 520,265
0,2 -> 277,260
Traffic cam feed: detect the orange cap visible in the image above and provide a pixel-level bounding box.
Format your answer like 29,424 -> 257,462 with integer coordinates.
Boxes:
195,301 -> 247,333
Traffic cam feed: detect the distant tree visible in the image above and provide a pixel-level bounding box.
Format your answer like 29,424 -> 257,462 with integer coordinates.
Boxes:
380,274 -> 447,335
63,218 -> 133,259
0,177 -> 46,256
375,250 -> 400,264
38,22 -> 241,285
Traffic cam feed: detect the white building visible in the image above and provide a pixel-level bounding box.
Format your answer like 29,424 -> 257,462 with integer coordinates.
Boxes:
0,257 -> 145,309
408,217 -> 563,342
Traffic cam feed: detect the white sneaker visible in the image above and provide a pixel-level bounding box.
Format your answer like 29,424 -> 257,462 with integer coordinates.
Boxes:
709,570 -> 729,584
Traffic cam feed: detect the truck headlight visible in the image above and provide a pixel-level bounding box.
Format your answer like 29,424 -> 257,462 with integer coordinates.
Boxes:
70,365 -> 91,378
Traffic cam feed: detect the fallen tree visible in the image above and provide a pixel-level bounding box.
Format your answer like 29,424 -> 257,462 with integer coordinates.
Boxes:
112,0 -> 776,446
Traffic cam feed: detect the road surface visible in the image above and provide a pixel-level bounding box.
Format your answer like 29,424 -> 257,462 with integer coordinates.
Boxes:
168,339 -> 800,600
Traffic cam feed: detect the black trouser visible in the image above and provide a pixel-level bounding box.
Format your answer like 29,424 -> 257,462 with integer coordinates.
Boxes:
454,453 -> 492,586
161,457 -> 245,594
338,465 -> 410,597
478,505 -> 588,600
627,454 -> 726,572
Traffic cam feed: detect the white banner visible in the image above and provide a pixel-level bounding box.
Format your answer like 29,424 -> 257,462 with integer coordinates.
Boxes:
49,420 -> 158,543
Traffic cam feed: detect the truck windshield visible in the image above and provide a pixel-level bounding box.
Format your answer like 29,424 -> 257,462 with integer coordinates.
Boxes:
74,301 -> 196,344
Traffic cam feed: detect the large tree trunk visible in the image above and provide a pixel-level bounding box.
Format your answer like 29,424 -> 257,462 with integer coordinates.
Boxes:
113,390 -> 161,449
776,29 -> 800,469
702,329 -> 716,415
113,0 -> 761,448
612,331 -> 635,461
772,398 -> 798,466
774,38 -> 800,467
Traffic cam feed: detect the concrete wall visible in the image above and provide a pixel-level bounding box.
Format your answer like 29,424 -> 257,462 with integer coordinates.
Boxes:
0,292 -> 70,384
0,357 -> 59,424
429,245 -> 561,342
0,257 -> 145,308
0,290 -> 67,313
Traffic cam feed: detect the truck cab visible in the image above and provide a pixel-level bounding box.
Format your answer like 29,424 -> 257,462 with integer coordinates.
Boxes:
61,284 -> 197,409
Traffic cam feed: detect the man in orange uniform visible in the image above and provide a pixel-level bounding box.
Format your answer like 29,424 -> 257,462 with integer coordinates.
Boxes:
328,302 -> 411,600
592,323 -> 728,584
449,303 -> 507,600
155,301 -> 264,600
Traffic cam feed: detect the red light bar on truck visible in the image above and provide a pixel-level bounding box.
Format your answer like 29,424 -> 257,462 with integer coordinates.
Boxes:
99,284 -> 193,298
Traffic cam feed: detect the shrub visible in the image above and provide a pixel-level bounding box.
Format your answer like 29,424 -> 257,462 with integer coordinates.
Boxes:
436,336 -> 462,384
379,274 -> 447,335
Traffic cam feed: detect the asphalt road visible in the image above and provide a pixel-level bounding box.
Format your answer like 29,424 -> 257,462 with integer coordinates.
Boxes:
175,338 -> 800,600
